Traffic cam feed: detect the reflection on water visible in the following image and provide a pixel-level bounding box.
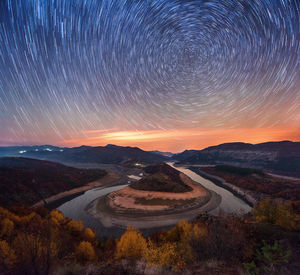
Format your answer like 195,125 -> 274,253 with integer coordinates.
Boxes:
58,165 -> 251,237
169,164 -> 251,215
128,175 -> 142,180
58,185 -> 128,237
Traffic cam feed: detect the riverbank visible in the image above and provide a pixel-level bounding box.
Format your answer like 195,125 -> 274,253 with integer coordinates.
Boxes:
33,172 -> 123,208
87,172 -> 222,228
188,167 -> 256,207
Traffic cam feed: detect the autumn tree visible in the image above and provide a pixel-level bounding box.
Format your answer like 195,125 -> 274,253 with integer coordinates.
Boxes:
163,220 -> 209,267
50,209 -> 65,225
83,227 -> 96,243
75,241 -> 95,264
12,217 -> 60,275
0,240 -> 16,270
115,227 -> 147,260
0,218 -> 14,238
252,199 -> 299,230
67,219 -> 84,235
144,239 -> 177,267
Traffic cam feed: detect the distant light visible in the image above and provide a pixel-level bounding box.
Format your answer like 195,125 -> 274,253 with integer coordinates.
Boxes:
35,149 -> 38,151
45,148 -> 52,151
60,149 -> 63,152
19,150 -> 26,154
128,175 -> 142,180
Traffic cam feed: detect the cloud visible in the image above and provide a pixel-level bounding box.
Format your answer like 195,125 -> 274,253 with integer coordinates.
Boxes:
61,127 -> 299,152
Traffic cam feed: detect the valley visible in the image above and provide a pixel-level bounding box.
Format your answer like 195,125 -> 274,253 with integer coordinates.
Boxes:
0,143 -> 299,274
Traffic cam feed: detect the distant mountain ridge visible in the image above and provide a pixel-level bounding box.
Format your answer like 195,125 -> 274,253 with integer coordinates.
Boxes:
149,150 -> 174,158
173,141 -> 300,177
0,144 -> 167,166
1,141 -> 299,176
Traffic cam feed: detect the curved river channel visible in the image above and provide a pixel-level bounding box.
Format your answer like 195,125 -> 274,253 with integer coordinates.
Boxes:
58,165 -> 251,237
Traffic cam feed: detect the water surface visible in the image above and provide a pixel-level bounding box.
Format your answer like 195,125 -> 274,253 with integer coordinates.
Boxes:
170,164 -> 251,214
58,165 -> 251,237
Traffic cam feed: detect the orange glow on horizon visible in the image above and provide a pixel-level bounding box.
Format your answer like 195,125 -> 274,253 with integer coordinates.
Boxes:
61,127 -> 300,152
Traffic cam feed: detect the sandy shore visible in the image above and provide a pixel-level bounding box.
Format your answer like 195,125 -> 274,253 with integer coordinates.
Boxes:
108,173 -> 209,211
86,172 -> 222,228
32,172 -> 122,208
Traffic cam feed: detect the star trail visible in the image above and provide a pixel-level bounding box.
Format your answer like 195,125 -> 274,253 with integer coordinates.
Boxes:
0,0 -> 299,151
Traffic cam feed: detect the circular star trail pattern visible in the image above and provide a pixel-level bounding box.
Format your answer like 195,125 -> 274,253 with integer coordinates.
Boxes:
0,0 -> 299,144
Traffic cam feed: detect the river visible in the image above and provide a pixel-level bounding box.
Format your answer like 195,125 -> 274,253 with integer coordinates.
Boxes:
169,164 -> 251,214
57,165 -> 251,237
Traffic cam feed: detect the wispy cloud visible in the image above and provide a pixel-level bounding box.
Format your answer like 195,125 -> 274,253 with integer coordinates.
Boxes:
62,127 -> 298,152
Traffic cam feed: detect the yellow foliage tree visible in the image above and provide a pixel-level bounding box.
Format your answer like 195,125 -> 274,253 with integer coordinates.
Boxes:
252,199 -> 299,230
167,220 -> 207,242
75,241 -> 95,263
115,227 -> 147,260
192,223 -> 208,240
145,239 -> 177,266
0,206 -> 35,224
0,218 -> 14,238
83,228 -> 96,242
165,220 -> 208,267
50,209 -> 65,224
0,240 -> 16,269
67,219 -> 84,234
13,231 -> 58,274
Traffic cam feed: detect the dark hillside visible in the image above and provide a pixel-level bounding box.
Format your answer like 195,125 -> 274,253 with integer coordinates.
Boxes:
131,163 -> 192,193
0,157 -> 106,207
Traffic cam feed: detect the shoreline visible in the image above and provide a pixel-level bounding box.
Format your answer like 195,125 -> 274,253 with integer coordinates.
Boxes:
87,190 -> 221,229
32,172 -> 123,209
188,167 -> 256,207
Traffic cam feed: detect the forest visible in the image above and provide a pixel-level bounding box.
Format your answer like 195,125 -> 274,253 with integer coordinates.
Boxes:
0,199 -> 299,274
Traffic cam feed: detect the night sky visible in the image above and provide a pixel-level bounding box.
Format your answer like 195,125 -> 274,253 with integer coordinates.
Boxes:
0,0 -> 299,152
